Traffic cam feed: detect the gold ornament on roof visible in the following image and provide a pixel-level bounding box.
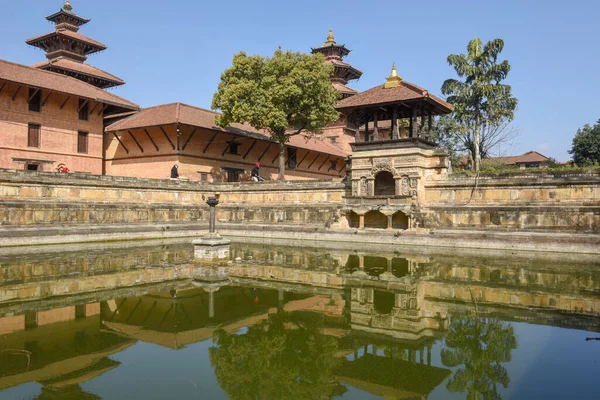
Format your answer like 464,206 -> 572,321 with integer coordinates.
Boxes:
384,63 -> 403,88
324,28 -> 336,46
63,1 -> 73,12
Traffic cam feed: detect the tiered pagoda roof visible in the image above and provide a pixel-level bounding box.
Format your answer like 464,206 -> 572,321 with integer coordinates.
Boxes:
311,29 -> 362,98
25,1 -> 124,89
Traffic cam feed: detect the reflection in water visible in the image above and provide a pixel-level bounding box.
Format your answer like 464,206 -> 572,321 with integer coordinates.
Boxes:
442,317 -> 518,399
210,313 -> 346,400
0,241 -> 598,399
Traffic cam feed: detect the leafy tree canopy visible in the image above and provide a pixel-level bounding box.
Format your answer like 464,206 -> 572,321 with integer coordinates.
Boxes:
212,49 -> 340,179
441,316 -> 518,400
441,38 -> 518,171
569,119 -> 600,166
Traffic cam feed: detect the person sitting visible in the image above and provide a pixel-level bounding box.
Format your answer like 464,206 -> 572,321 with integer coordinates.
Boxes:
170,164 -> 179,179
251,162 -> 264,182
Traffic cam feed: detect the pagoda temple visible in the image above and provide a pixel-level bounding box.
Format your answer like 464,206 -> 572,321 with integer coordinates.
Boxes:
25,1 -> 124,89
311,29 -> 362,99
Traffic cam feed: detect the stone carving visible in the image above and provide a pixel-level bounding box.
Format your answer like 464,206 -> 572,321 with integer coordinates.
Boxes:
352,158 -> 372,168
361,177 -> 367,196
393,157 -> 418,165
401,176 -> 410,196
397,289 -> 418,310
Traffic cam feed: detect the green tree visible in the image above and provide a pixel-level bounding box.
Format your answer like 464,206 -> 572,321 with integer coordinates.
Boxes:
209,313 -> 346,399
569,119 -> 600,166
441,316 -> 518,400
212,49 -> 340,180
442,38 -> 518,171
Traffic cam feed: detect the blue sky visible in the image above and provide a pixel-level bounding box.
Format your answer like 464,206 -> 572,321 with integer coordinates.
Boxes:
1,0 -> 598,161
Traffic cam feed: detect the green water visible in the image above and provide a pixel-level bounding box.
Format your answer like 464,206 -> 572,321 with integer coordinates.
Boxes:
0,241 -> 599,399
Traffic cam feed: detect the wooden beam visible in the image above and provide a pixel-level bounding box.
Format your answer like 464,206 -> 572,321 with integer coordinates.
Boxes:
271,149 -> 280,164
60,95 -> 71,110
28,88 -> 40,102
296,150 -> 310,168
42,91 -> 53,107
144,128 -> 159,151
90,101 -> 101,115
181,128 -> 197,151
338,160 -> 346,173
308,153 -> 321,169
160,126 -> 176,150
97,104 -> 108,116
221,137 -> 233,156
0,81 -> 6,95
203,132 -> 218,153
318,155 -> 331,171
243,139 -> 258,159
78,98 -> 89,113
128,130 -> 144,153
176,125 -> 181,151
11,85 -> 22,101
258,143 -> 271,162
113,132 -> 129,154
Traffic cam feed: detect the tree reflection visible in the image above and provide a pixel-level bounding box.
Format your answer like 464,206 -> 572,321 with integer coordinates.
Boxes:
209,313 -> 346,399
441,317 -> 518,400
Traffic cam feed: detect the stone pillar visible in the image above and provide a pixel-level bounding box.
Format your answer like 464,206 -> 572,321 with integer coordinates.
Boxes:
193,196 -> 231,262
419,347 -> 424,364
410,108 -> 417,138
427,344 -> 432,365
373,111 -> 378,141
366,178 -> 374,197
392,108 -> 400,140
394,178 -> 401,196
359,215 -> 365,229
207,287 -> 219,319
387,214 -> 393,230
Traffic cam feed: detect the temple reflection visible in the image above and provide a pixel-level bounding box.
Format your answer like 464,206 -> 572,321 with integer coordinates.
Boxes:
0,242 -> 598,398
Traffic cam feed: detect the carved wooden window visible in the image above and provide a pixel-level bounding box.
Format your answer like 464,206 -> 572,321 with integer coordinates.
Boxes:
28,123 -> 40,148
77,131 -> 88,153
28,88 -> 41,112
78,98 -> 89,121
287,147 -> 297,169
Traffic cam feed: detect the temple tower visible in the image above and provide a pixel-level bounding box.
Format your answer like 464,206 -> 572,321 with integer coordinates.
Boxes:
311,28 -> 362,99
26,1 -> 125,89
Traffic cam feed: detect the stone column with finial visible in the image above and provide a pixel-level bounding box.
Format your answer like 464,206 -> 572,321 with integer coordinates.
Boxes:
192,196 -> 231,262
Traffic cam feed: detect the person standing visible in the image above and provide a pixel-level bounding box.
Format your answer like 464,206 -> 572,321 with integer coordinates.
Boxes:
251,162 -> 263,182
170,164 -> 179,179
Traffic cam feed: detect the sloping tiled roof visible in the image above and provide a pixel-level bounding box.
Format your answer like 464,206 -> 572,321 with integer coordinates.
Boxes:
33,57 -> 125,85
336,81 -> 453,113
26,30 -> 107,52
332,82 -> 357,95
105,103 -> 348,158
490,151 -> 550,165
0,59 -> 138,110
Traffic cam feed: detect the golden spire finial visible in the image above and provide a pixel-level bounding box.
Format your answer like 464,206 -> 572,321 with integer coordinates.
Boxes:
384,62 -> 402,88
324,28 -> 336,45
63,0 -> 73,12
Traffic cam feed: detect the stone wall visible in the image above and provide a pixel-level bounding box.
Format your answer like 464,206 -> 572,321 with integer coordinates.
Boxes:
0,169 -> 346,227
421,171 -> 600,232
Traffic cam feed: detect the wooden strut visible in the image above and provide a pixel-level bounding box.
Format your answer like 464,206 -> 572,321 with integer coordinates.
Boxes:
28,88 -> 40,102
144,128 -> 159,151
243,139 -> 257,159
113,132 -> 129,154
78,99 -> 89,112
318,155 -> 331,171
181,128 -> 197,151
0,81 -> 6,95
258,143 -> 271,162
338,160 -> 346,173
90,101 -> 101,115
296,150 -> 310,168
97,104 -> 108,116
221,136 -> 233,156
160,126 -> 176,150
203,132 -> 218,153
42,91 -> 53,107
128,130 -> 144,153
60,95 -> 71,110
308,153 -> 321,169
11,85 -> 22,101
271,148 -> 280,164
